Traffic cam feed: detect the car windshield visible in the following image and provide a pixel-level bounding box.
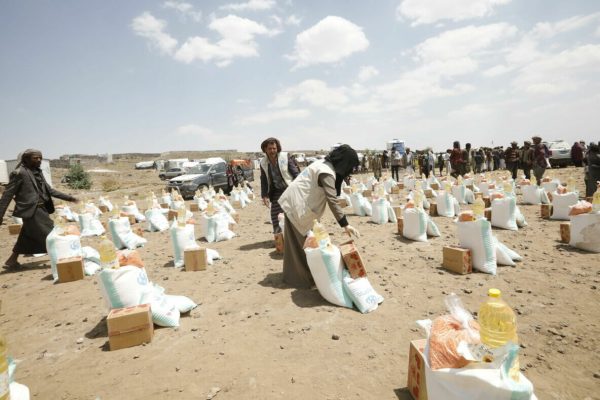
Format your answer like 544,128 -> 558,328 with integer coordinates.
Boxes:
188,164 -> 210,174
549,142 -> 567,149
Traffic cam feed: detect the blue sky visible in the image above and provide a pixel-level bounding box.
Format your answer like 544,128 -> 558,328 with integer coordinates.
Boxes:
1,0 -> 599,159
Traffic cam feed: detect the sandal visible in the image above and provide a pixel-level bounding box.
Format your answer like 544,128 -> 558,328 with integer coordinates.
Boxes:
2,261 -> 22,270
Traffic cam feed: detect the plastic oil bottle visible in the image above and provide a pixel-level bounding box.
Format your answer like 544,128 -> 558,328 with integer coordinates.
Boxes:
98,235 -> 119,269
503,181 -> 513,195
473,196 -> 485,219
312,219 -> 330,247
479,288 -> 520,381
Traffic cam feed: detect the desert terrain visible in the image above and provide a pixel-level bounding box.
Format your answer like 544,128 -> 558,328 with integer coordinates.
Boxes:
0,162 -> 599,400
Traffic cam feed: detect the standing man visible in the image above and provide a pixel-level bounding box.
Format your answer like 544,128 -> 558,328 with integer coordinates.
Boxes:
571,141 -> 584,167
390,148 -> 401,181
505,141 -> 520,180
403,148 -> 414,175
450,141 -> 464,178
520,141 -> 534,180
260,138 -> 300,234
532,136 -> 548,183
0,149 -> 79,270
462,143 -> 472,174
443,150 -> 451,176
372,153 -> 382,180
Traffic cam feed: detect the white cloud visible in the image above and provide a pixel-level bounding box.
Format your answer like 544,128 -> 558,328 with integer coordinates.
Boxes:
397,0 -> 511,26
287,16 -> 369,69
531,12 -> 600,39
237,108 -> 310,125
163,1 -> 202,22
220,0 -> 276,12
447,103 -> 492,119
286,15 -> 302,26
174,15 -> 276,66
358,66 -> 379,82
269,80 -> 349,110
176,124 -> 213,136
483,64 -> 513,77
131,12 -> 178,54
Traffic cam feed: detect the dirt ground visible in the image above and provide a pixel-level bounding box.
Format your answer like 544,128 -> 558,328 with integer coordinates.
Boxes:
0,164 -> 599,400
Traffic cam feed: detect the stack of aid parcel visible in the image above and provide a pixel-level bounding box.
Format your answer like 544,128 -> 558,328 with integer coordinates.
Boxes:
107,304 -> 154,351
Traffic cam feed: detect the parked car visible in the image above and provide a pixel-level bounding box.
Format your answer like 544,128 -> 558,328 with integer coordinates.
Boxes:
159,167 -> 187,180
167,160 -> 228,199
546,140 -> 572,168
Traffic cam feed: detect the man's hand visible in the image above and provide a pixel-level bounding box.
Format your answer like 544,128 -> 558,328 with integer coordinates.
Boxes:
344,225 -> 360,238
262,197 -> 270,207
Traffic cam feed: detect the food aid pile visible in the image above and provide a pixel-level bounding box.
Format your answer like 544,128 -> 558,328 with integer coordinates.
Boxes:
370,183 -> 397,224
410,291 -> 537,400
304,220 -> 384,313
564,184 -> 600,253
402,194 -> 440,242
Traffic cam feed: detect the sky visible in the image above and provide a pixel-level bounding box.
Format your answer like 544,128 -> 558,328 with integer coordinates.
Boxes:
1,0 -> 599,159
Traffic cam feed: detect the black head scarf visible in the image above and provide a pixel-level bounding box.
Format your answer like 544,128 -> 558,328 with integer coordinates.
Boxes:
325,144 -> 359,195
16,148 -> 43,169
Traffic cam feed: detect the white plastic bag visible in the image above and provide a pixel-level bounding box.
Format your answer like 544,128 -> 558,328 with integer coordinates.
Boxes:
46,229 -> 82,281
108,217 -> 147,250
78,212 -> 105,237
371,198 -> 396,224
121,203 -> 146,222
402,208 -> 428,242
569,212 -> 600,253
304,244 -> 353,308
521,185 -> 546,205
342,276 -> 384,313
550,192 -> 578,220
491,197 -> 518,231
350,193 -> 373,217
145,208 -> 170,232
457,219 -> 497,274
437,192 -> 460,218
169,221 -> 197,268
452,185 -> 467,205
200,212 -> 235,243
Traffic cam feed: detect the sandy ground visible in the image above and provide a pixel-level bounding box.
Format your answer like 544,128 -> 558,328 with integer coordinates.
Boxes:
0,164 -> 599,400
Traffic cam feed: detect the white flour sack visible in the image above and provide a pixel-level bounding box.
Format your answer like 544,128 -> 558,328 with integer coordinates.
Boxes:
98,266 -> 150,309
98,196 -> 113,212
542,180 -> 559,193
46,229 -> 83,281
495,240 -> 522,267
569,213 -> 600,253
521,185 -> 545,205
342,276 -> 384,314
193,196 -> 208,211
145,208 -> 169,232
402,208 -> 428,242
200,212 -> 235,243
350,193 -> 372,217
478,182 -> 494,197
452,185 -> 468,205
551,192 -> 578,220
169,221 -> 198,268
427,217 -> 441,237
121,203 -> 146,222
305,244 -> 353,308
383,178 -> 397,193
371,198 -> 396,224
491,197 -> 518,231
56,206 -> 77,222
78,212 -> 105,237
457,219 -> 497,274
108,217 -> 147,250
436,192 -> 460,218
403,176 -> 415,191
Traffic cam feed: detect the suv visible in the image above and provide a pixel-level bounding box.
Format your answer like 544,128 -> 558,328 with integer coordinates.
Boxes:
546,140 -> 572,168
167,161 -> 231,199
159,167 -> 186,180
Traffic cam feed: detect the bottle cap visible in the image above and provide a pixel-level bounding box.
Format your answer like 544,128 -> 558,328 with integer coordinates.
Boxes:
488,288 -> 501,298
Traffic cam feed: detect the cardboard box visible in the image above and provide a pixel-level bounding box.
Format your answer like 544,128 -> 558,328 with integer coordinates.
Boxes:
397,183 -> 405,190
483,197 -> 491,208
547,192 -> 553,202
397,217 -> 404,234
107,304 -> 154,351
274,233 -> 284,254
339,240 -> 367,278
475,192 -> 483,199
424,189 -> 433,198
127,214 -> 136,225
232,200 -> 242,210
484,208 -> 492,221
338,198 -> 349,208
429,203 -> 437,217
362,189 -> 372,199
560,222 -> 570,243
98,205 -> 109,213
407,339 -> 428,400
540,204 -> 552,219
168,210 -> 178,221
343,187 -> 352,195
8,224 -> 22,235
184,247 -> 207,271
442,246 -> 472,274
57,256 -> 85,283
391,186 -> 400,194
430,183 -> 439,191
160,203 -> 169,209
393,206 -> 403,218
466,184 -> 474,191
189,203 -> 199,212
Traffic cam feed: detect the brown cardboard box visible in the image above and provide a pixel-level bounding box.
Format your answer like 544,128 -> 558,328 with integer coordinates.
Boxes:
160,203 -> 169,209
475,192 -> 483,199
430,183 -> 439,191
8,224 -> 22,235
483,197 -> 491,208
484,208 -> 492,221
429,203 -> 437,217
442,246 -> 472,274
398,183 -> 405,190
466,184 -> 474,191
393,206 -> 403,218
339,240 -> 367,278
424,189 -> 433,198
127,214 -> 136,225
184,247 -> 207,271
98,205 -> 109,213
232,200 -> 242,210
397,217 -> 404,234
560,222 -> 570,243
407,339 -> 428,400
338,198 -> 349,208
168,210 -> 178,221
362,189 -> 372,199
540,204 -> 552,219
547,192 -> 553,202
189,203 -> 199,212
274,233 -> 284,254
107,304 -> 154,351
391,186 -> 400,194
57,256 -> 85,283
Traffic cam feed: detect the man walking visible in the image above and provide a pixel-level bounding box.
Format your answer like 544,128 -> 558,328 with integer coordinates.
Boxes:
260,138 -> 300,234
0,149 -> 79,269
532,136 -> 548,183
520,141 -> 534,180
505,141 -> 520,180
390,148 -> 401,181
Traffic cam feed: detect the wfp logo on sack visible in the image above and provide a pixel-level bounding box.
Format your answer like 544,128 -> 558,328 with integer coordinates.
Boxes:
137,270 -> 149,286
366,295 -> 379,305
70,241 -> 81,251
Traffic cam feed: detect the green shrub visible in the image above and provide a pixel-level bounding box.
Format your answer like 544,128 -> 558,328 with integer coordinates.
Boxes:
65,164 -> 92,190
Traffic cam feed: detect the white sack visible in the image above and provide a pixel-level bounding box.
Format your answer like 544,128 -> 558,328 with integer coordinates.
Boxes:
305,244 -> 353,308
550,192 -> 578,220
569,212 -> 600,253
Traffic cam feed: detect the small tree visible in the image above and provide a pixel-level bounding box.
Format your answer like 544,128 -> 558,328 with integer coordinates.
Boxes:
65,164 -> 92,190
